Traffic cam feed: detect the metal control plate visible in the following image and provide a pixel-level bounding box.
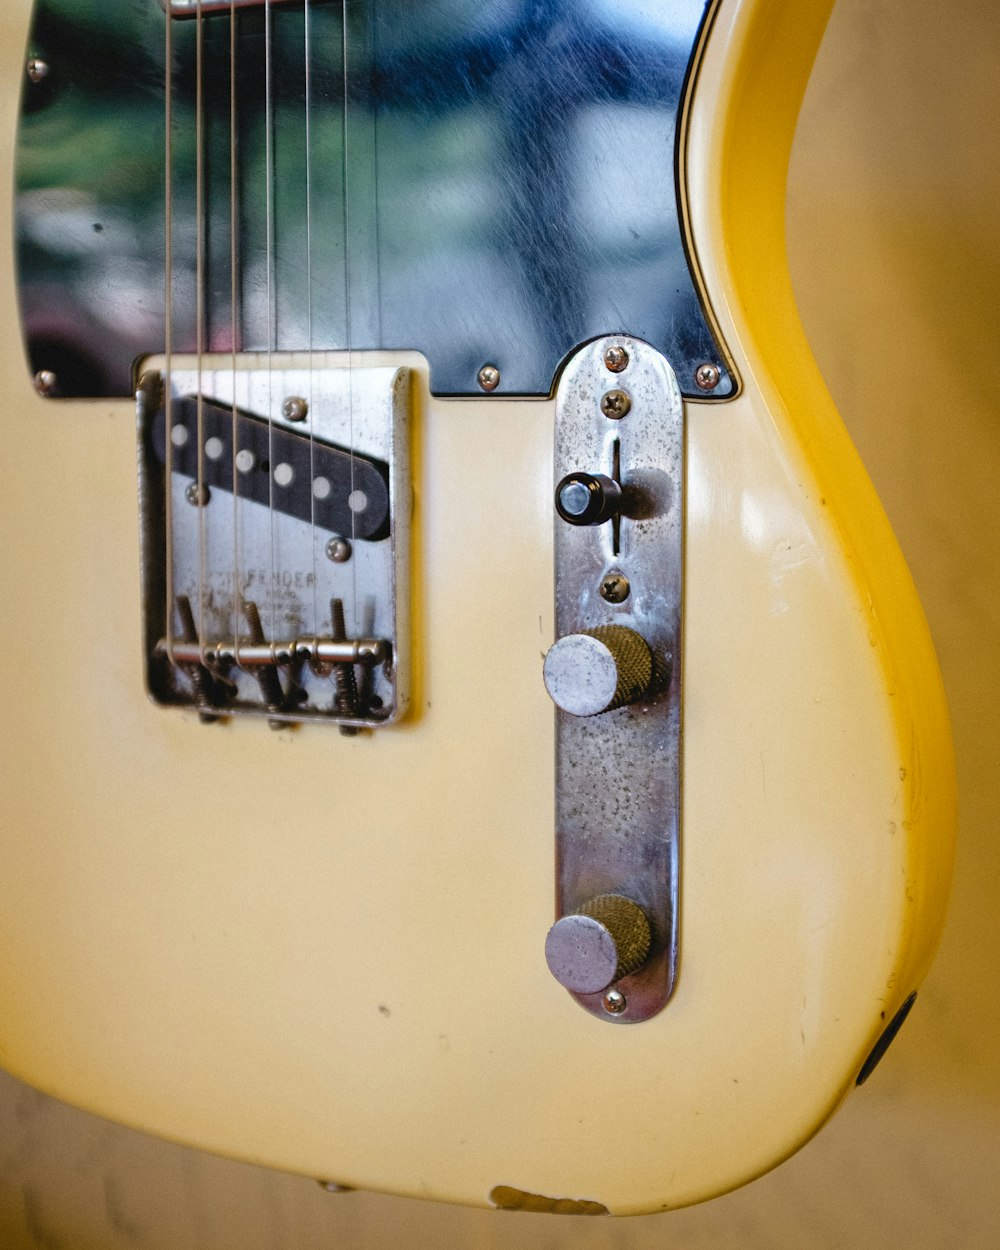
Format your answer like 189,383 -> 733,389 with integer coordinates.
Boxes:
551,336 -> 683,1022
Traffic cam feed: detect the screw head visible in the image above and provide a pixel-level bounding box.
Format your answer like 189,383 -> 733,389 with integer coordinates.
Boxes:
33,369 -> 58,396
325,536 -> 352,564
695,363 -> 721,391
185,481 -> 210,507
600,573 -> 631,604
604,345 -> 629,373
477,364 -> 500,392
135,370 -> 164,412
600,389 -> 631,420
282,395 -> 309,422
603,990 -> 626,1015
26,57 -> 49,84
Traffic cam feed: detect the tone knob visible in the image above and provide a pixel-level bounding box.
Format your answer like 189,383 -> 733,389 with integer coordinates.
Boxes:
542,624 -> 653,717
545,894 -> 652,994
555,472 -> 622,526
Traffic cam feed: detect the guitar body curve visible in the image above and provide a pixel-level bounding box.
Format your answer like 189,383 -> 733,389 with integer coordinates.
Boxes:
0,0 -> 954,1215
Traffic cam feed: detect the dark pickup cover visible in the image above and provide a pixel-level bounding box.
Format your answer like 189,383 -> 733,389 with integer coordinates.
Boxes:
152,396 -> 391,541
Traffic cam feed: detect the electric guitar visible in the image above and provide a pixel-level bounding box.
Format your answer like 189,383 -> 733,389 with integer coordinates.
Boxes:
0,0 -> 955,1215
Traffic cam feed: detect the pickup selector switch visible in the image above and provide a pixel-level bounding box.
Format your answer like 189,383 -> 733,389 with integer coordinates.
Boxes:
543,624 -> 653,717
555,472 -> 622,527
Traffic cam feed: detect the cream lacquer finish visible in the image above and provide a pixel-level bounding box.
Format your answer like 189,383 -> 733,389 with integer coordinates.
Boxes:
0,0 -> 954,1216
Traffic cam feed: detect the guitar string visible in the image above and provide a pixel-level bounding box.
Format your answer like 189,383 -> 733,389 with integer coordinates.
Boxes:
195,0 -> 208,668
230,0 -> 240,665
304,0 -> 318,641
164,0 -> 175,660
342,0 -> 358,640
171,4 -> 347,697
265,0 -> 277,643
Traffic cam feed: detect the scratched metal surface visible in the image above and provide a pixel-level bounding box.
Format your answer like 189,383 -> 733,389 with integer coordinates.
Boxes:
15,0 -> 732,398
551,337 -> 683,1023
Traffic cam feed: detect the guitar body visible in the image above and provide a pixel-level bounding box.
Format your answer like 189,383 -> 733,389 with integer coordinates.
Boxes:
0,0 -> 954,1216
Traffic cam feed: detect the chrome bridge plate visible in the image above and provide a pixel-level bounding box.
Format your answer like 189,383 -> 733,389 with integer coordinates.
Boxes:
549,336 -> 683,1022
137,354 -> 410,729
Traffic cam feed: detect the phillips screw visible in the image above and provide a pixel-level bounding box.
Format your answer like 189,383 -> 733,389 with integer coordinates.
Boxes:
600,389 -> 631,419
695,363 -> 721,391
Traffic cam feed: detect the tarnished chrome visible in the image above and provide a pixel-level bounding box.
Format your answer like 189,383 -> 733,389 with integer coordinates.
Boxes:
17,0 -> 734,401
545,894 -> 652,995
602,990 -> 627,1015
138,355 -> 410,729
477,365 -> 500,393
603,345 -> 629,374
546,915 -> 621,996
548,336 -> 683,1022
545,634 -> 622,719
25,57 -> 49,84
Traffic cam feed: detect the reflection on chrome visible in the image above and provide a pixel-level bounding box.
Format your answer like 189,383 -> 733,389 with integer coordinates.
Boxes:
18,0 -> 732,399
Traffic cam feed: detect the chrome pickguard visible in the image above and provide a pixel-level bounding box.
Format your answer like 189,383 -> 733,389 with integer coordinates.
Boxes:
15,0 -> 733,400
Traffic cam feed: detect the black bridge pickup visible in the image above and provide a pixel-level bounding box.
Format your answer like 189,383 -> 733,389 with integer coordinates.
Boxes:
153,397 -> 391,541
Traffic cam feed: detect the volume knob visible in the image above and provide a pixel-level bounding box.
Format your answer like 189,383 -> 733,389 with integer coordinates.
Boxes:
543,624 -> 653,717
545,895 -> 652,994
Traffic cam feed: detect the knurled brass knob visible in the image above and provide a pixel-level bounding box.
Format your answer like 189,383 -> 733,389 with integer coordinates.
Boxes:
545,894 -> 653,994
542,624 -> 653,717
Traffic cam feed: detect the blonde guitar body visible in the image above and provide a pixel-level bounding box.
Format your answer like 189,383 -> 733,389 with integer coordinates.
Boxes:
0,0 -> 954,1215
